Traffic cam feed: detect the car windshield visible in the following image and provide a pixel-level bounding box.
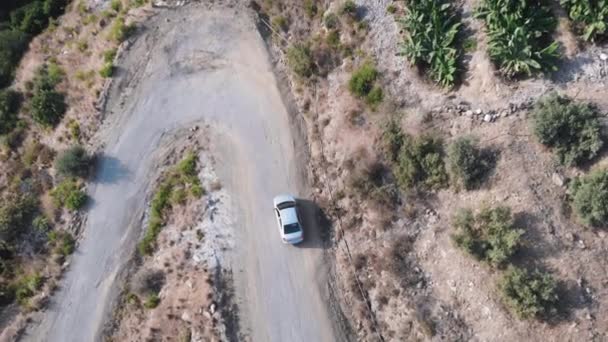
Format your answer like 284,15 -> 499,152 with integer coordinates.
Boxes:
277,201 -> 295,210
284,223 -> 300,234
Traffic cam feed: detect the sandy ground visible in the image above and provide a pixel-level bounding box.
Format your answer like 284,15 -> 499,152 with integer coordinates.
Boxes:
21,3 -> 338,342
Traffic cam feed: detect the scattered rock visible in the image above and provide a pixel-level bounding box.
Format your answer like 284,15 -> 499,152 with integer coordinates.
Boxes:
475,108 -> 482,115
483,114 -> 492,122
181,311 -> 192,322
552,173 -> 566,187
209,302 -> 216,314
465,110 -> 473,116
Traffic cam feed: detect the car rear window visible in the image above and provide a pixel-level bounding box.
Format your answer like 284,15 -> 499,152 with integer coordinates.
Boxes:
277,201 -> 296,210
284,223 -> 300,234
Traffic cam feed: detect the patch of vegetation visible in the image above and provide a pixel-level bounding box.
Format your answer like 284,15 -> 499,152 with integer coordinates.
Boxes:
324,12 -> 339,29
50,178 -> 87,211
286,43 -> 314,78
48,230 -> 75,257
103,48 -> 117,63
0,194 -> 37,242
68,119 -> 80,141
462,37 -> 477,52
447,136 -> 493,190
452,206 -> 524,267
395,134 -> 448,190
99,62 -> 113,78
143,293 -> 160,309
341,0 -> 358,18
304,0 -> 318,18
348,62 -> 383,106
108,16 -> 134,42
399,0 -> 461,87
132,268 -> 165,297
561,0 -> 608,41
55,145 -> 91,178
326,30 -> 341,48
570,168 -> 608,227
387,4 -> 398,14
381,117 -> 405,163
110,0 -> 122,12
271,15 -> 288,32
0,89 -> 21,135
0,30 -> 29,88
13,272 -> 43,306
30,64 -> 66,127
500,266 -> 558,319
476,0 -> 559,78
532,94 -> 603,166
138,152 -> 202,255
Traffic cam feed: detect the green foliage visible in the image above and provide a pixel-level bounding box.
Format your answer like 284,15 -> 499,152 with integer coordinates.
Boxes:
395,134 -> 448,190
381,117 -> 405,163
50,178 -> 87,211
570,169 -> 608,227
103,48 -> 117,63
48,230 -> 75,256
10,1 -> 47,35
143,293 -> 160,309
324,12 -> 339,29
14,272 -> 43,306
0,89 -> 20,135
500,266 -> 558,319
561,0 -> 608,41
348,62 -> 384,107
452,206 -> 523,267
0,194 -> 37,242
111,0 -> 122,12
286,43 -> 314,78
476,0 -> 559,78
341,0 -> 358,17
139,153 -> 201,256
99,62 -> 113,78
326,30 -> 341,48
399,0 -> 461,87
32,215 -> 50,232
30,64 -> 66,127
55,145 -> 91,178
447,136 -> 493,189
532,94 -> 603,166
271,15 -> 288,32
387,4 -> 398,14
0,29 -> 29,88
304,0 -> 318,18
108,16 -> 134,42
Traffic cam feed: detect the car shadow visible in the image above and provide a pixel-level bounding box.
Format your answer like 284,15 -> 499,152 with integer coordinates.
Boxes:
294,198 -> 331,250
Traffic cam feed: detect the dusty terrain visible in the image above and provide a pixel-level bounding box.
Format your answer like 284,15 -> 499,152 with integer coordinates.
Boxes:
20,2 -> 339,342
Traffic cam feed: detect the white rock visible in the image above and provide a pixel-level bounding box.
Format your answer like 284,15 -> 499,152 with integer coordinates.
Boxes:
465,110 -> 473,116
552,173 -> 565,187
483,114 -> 492,122
181,311 -> 192,322
600,53 -> 608,61
475,108 -> 483,115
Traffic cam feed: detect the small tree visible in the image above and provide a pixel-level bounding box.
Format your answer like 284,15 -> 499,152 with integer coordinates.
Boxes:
532,94 -> 604,166
349,62 -> 378,98
570,168 -> 608,227
55,145 -> 91,178
448,136 -> 492,189
452,206 -> 523,267
31,64 -> 66,127
500,266 -> 558,319
396,134 -> 448,190
287,43 -> 313,78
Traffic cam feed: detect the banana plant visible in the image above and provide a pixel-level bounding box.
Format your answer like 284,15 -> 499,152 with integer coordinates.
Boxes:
561,0 -> 608,41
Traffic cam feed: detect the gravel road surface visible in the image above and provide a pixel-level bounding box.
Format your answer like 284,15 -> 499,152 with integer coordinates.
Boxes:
21,4 -> 337,342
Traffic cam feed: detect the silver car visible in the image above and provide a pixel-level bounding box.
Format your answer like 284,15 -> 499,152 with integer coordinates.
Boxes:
273,194 -> 304,244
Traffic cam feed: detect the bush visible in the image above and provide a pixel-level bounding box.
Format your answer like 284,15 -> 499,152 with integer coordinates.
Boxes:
341,0 -> 357,17
561,0 -> 608,41
50,179 -> 87,211
395,134 -> 448,190
286,43 -> 313,78
132,268 -> 165,297
349,62 -> 378,97
570,169 -> 608,227
532,94 -> 603,166
103,48 -> 117,63
48,230 -> 75,256
55,145 -> 91,178
399,0 -> 461,87
99,62 -> 113,78
452,206 -> 524,267
14,272 -> 43,306
144,293 -> 160,309
304,0 -> 317,18
500,266 -> 558,319
108,16 -> 134,42
365,85 -> 383,107
0,29 -> 29,88
10,1 -> 47,35
0,194 -> 37,242
0,89 -> 20,135
476,0 -> 558,78
271,15 -> 288,32
387,4 -> 397,14
110,0 -> 122,12
30,64 -> 66,127
324,12 -> 339,29
447,136 -> 493,189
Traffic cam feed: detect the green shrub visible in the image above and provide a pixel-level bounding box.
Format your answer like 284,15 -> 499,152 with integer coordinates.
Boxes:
14,272 -> 43,306
326,30 -> 340,48
30,64 -> 66,127
111,0 -> 122,12
177,152 -> 197,176
500,266 -> 558,319
452,206 -> 523,267
99,62 -> 113,78
55,145 -> 91,178
476,0 -> 558,78
143,293 -> 160,309
447,136 -> 493,189
341,0 -> 357,17
10,1 -> 47,35
381,117 -> 405,163
0,29 -> 29,88
304,0 -> 318,18
271,15 -> 288,32
32,215 -> 50,232
0,89 -> 20,135
387,4 -> 397,14
399,0 -> 461,87
324,12 -> 339,29
103,48 -> 117,63
561,0 -> 608,41
108,16 -> 134,42
286,43 -> 313,78
395,134 -> 448,190
51,178 -> 87,211
0,194 -> 37,242
349,62 -> 378,97
365,85 -> 383,107
570,169 -> 608,227
532,94 -> 603,166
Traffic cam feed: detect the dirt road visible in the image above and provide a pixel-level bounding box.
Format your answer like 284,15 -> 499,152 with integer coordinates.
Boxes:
21,4 -> 337,342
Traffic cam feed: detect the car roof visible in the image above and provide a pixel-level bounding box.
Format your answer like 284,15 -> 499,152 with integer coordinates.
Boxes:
273,194 -> 296,207
280,207 -> 299,225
